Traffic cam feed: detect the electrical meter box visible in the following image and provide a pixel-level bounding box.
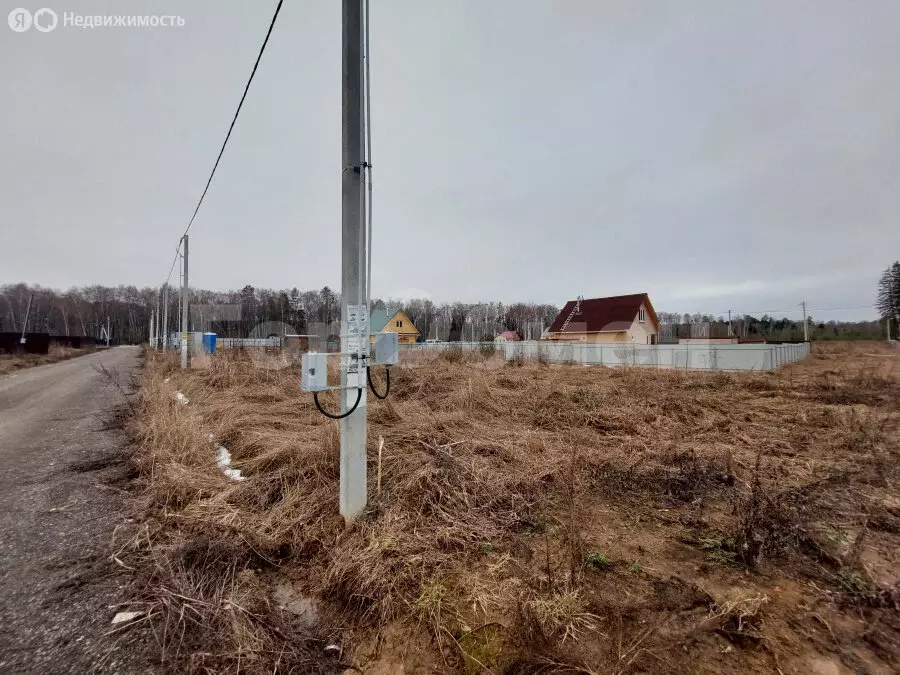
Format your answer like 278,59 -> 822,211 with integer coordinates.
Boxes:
300,352 -> 329,391
372,332 -> 399,366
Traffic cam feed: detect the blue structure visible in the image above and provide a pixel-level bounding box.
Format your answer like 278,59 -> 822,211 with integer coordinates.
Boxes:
201,332 -> 217,353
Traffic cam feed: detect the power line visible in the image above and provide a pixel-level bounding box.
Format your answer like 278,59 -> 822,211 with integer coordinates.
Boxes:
667,303 -> 877,319
163,246 -> 181,287
807,304 -> 876,312
159,0 -> 284,292
179,0 -> 284,242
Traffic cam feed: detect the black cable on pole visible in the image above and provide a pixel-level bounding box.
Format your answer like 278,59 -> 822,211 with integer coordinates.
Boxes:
314,388 -> 363,419
162,243 -> 181,287
367,366 -> 390,399
180,0 -> 284,240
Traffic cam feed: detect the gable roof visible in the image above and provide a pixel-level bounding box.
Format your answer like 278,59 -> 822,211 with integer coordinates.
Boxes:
370,309 -> 392,333
497,330 -> 520,340
548,293 -> 658,333
370,308 -> 419,334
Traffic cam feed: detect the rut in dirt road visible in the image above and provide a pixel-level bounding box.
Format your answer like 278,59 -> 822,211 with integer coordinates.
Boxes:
0,347 -> 151,674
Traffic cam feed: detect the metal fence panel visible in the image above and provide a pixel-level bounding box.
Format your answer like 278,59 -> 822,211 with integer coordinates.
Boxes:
401,340 -> 809,371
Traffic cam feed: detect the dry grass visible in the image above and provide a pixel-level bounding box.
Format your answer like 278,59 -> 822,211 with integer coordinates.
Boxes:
0,345 -> 94,375
123,341 -> 900,673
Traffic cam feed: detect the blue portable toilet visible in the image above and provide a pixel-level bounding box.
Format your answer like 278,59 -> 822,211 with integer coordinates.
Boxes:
202,332 -> 217,353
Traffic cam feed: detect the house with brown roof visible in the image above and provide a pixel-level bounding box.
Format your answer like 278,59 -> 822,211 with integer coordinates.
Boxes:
544,293 -> 660,344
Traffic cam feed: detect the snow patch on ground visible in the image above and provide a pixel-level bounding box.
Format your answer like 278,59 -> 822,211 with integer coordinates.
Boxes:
216,444 -> 246,481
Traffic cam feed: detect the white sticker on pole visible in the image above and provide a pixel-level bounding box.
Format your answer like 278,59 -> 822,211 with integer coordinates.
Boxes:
346,304 -> 369,374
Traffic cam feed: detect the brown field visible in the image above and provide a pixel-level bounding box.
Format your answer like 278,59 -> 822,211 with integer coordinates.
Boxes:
124,341 -> 900,674
0,346 -> 95,376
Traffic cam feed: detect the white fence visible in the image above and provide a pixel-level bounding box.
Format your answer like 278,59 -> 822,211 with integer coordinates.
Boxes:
401,341 -> 811,371
217,337 -> 282,349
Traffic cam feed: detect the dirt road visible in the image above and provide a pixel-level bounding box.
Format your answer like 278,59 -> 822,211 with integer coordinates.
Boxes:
0,347 -> 149,673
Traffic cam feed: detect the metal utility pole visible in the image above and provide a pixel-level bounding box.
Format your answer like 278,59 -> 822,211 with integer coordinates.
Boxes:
155,294 -> 161,349
339,0 -> 368,521
149,309 -> 155,346
181,235 -> 190,369
162,283 -> 169,349
106,316 -> 111,347
801,301 -> 808,342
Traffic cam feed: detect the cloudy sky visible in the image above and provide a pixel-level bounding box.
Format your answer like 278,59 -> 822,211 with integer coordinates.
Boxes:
2,1 -> 897,320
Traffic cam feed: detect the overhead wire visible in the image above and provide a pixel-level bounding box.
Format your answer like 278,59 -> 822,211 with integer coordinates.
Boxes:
180,0 -> 284,242
676,303 -> 876,319
160,0 -> 285,292
807,304 -> 876,312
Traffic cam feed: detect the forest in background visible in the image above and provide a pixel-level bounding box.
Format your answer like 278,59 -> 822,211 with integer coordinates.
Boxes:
0,282 -> 889,345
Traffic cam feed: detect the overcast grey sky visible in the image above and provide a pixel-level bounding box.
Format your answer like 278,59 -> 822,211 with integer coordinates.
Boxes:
2,1 -> 897,320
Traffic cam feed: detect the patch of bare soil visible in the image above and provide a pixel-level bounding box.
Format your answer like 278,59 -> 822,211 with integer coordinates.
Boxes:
124,341 -> 900,673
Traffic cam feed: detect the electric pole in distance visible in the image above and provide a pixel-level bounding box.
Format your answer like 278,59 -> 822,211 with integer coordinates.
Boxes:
339,0 -> 368,521
162,283 -> 169,349
801,301 -> 808,342
181,235 -> 190,369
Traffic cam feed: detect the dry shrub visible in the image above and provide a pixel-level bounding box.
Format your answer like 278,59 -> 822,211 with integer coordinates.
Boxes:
705,594 -> 769,644
519,589 -> 599,644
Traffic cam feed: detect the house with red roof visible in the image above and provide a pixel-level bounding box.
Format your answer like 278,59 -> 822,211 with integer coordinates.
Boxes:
544,293 -> 660,344
494,330 -> 521,342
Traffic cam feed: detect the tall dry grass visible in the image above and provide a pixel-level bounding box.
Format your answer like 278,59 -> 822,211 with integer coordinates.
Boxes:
0,345 -> 94,375
124,342 -> 900,673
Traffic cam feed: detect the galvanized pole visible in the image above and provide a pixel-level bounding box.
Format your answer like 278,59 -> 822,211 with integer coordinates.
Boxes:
149,309 -> 155,346
162,283 -> 169,349
106,316 -> 110,347
181,235 -> 189,369
340,0 -> 368,521
801,301 -> 808,342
